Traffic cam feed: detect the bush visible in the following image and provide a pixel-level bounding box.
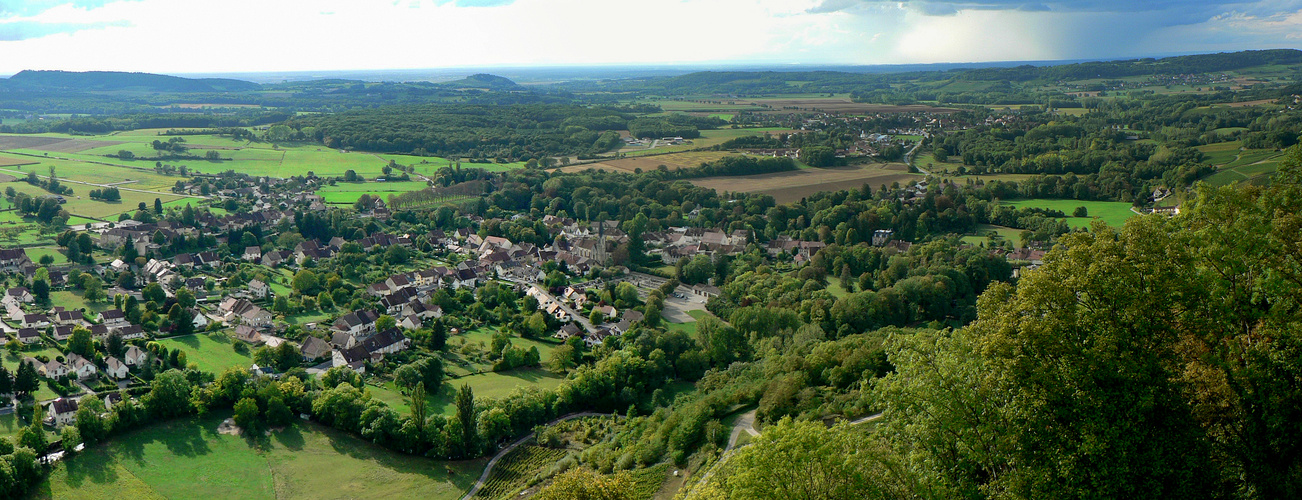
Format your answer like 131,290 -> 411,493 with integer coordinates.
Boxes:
1073,206 -> 1088,217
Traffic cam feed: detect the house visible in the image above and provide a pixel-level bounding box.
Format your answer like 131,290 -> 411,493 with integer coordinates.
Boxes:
623,310 -> 645,324
192,310 -> 210,329
333,309 -> 380,337
22,314 -> 50,329
235,324 -> 263,344
691,284 -> 721,299
116,324 -> 145,340
248,279 -> 270,300
0,248 -> 31,272
48,398 -> 79,427
871,229 -> 894,247
40,359 -> 68,379
104,356 -> 129,379
16,327 -> 40,344
332,346 -> 369,373
243,246 -> 263,261
66,353 -> 97,380
220,298 -> 272,326
123,345 -> 148,367
593,305 -> 618,319
52,325 -> 74,342
400,314 -> 422,330
554,323 -> 581,341
54,310 -> 84,326
100,309 -> 128,327
300,336 -> 332,361
361,328 -> 409,356
5,287 -> 33,304
330,331 -> 357,350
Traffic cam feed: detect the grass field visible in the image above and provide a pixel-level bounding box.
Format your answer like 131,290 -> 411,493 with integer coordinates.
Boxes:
315,181 -> 430,205
961,224 -> 1027,249
33,414 -> 486,500
1004,199 -> 1137,228
622,127 -> 796,156
154,333 -> 254,374
558,151 -> 737,174
372,368 -> 566,417
2,179 -> 187,220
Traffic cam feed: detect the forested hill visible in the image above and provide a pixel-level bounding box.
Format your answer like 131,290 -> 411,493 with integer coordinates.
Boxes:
556,49 -> 1302,95
2,70 -> 261,92
442,73 -> 523,90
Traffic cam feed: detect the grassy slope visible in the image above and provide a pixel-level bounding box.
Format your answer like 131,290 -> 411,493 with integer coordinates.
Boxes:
33,415 -> 486,500
154,333 -> 254,375
1004,199 -> 1137,227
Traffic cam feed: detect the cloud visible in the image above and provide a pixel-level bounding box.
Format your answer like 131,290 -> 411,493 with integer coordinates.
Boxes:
806,0 -> 1295,23
0,0 -> 138,18
0,19 -> 126,40
434,0 -> 515,7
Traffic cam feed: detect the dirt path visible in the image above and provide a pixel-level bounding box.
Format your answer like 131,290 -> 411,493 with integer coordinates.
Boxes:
460,412 -> 617,500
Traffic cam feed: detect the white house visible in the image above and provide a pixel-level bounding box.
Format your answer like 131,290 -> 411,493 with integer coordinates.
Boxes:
48,398 -> 79,427
104,356 -> 129,379
123,345 -> 148,367
248,279 -> 270,300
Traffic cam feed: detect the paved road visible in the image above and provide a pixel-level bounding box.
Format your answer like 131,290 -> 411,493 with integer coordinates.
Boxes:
460,412 -> 618,500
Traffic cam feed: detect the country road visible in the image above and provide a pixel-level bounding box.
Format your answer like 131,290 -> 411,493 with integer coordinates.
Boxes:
460,411 -> 618,500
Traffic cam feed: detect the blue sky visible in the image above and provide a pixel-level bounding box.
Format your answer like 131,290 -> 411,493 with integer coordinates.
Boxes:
0,0 -> 1299,74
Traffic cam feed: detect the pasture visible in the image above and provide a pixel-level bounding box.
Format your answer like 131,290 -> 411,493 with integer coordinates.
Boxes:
558,151 -> 737,174
154,333 -> 254,375
315,181 -> 431,205
373,368 -> 566,417
1003,199 -> 1138,228
690,163 -> 919,203
33,415 -> 486,500
1,180 -> 187,220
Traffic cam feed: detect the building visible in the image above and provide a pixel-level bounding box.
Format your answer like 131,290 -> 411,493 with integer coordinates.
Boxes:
104,356 -> 129,379
48,398 -> 79,427
248,279 -> 270,299
332,346 -> 369,373
300,336 -> 332,361
124,345 -> 148,367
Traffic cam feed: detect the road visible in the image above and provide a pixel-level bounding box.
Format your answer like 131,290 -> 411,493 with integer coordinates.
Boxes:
460,411 -> 618,500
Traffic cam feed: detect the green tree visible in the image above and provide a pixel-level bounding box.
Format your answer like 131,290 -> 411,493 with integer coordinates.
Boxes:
375,314 -> 396,332
76,395 -> 109,445
67,327 -> 93,357
145,369 -> 194,417
534,468 -> 635,500
455,384 -> 477,457
176,288 -> 196,309
292,269 -> 319,296
724,419 -> 908,500
233,397 -> 261,434
142,282 -> 166,305
31,279 -> 49,305
14,361 -> 39,397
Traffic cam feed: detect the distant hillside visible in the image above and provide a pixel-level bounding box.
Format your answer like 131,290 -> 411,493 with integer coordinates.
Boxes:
3,70 -> 261,92
441,73 -> 522,90
953,48 -> 1302,82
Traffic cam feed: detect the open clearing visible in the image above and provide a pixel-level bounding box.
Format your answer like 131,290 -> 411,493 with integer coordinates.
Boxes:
691,163 -> 919,203
1003,199 -> 1138,227
155,333 -> 254,375
34,415 -> 486,500
315,181 -> 431,205
371,367 -> 566,417
558,151 -> 737,174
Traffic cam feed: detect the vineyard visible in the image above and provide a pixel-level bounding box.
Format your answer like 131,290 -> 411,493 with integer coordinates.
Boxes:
624,463 -> 671,499
478,445 -> 569,499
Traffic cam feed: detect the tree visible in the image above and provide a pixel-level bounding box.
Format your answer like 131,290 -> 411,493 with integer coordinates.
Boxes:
1072,206 -> 1088,217
234,397 -> 261,434
18,405 -> 46,451
142,282 -> 166,305
83,276 -> 106,303
61,426 -> 81,454
409,382 -> 428,434
477,407 -> 511,447
292,269 -> 319,296
0,367 -> 12,404
145,369 -> 194,417
724,419 -> 908,500
154,198 -> 163,214
455,384 -> 477,456
176,288 -> 196,309
266,397 -> 293,427
67,327 -> 93,357
375,314 -> 396,332
14,361 -> 38,397
534,468 -> 636,500
30,279 -> 49,305
76,395 -> 109,445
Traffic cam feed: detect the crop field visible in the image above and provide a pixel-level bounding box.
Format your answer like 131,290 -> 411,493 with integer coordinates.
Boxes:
0,134 -> 119,153
1196,141 -> 1242,165
155,333 -> 254,375
1200,148 -> 1287,186
315,181 -> 431,205
0,153 -> 185,191
559,151 -> 738,174
621,127 -> 799,156
476,445 -> 568,499
1003,199 -> 1138,227
33,415 -> 486,500
690,163 -> 919,203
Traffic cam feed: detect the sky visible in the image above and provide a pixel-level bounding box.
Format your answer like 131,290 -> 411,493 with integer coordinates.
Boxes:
0,0 -> 1300,75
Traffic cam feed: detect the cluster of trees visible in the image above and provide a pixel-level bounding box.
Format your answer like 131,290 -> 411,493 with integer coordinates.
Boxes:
87,186 -> 122,201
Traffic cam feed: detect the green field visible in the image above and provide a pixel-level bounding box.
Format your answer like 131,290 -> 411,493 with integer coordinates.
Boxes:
155,333 -> 254,374
372,367 -> 566,417
961,223 -> 1027,249
315,181 -> 430,205
1004,199 -> 1137,228
623,127 -> 792,156
34,415 -> 486,500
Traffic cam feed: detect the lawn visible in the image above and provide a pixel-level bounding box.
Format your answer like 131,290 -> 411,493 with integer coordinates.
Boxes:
33,414 -> 486,500
49,290 -> 113,315
154,333 -> 254,374
1004,199 -> 1137,228
372,368 -> 566,417
963,223 -> 1029,249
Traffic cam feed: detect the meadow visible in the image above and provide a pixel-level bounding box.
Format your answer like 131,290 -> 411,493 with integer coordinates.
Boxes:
1004,199 -> 1138,228
369,367 -> 565,417
33,415 -> 486,500
154,333 -> 254,375
314,181 -> 430,205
